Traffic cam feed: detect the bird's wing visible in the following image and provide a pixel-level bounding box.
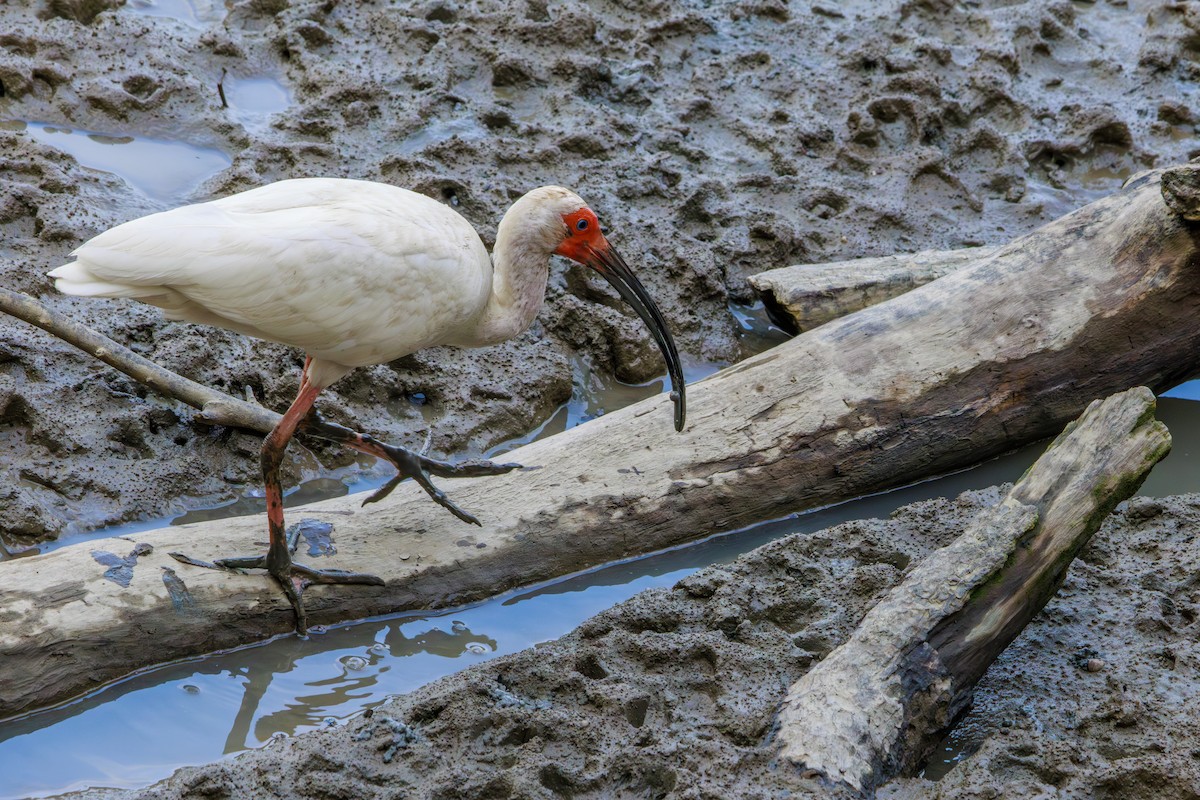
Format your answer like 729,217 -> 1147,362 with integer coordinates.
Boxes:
55,179 -> 494,364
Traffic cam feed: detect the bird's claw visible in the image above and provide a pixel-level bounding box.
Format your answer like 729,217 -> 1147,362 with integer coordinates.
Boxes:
365,443 -> 518,524
299,410 -> 519,525
169,551 -> 251,574
362,474 -> 481,526
169,523 -> 304,573
362,473 -> 404,507
272,560 -> 385,637
421,457 -> 522,479
171,545 -> 383,636
361,453 -> 517,527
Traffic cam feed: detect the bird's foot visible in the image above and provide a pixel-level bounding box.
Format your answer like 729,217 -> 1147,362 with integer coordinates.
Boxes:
267,555 -> 384,637
361,448 -> 520,523
169,522 -> 305,572
300,413 -> 520,525
168,527 -> 384,637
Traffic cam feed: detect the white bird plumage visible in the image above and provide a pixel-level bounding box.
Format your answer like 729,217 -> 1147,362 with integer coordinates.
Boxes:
49,177 -> 685,635
51,178 -> 589,389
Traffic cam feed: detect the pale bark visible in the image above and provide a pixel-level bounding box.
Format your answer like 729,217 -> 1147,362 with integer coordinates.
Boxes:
1,165 -> 1199,720
748,247 -> 989,333
775,387 -> 1171,793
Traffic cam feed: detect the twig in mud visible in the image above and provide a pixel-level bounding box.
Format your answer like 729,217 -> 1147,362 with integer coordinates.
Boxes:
0,288 -> 279,433
217,68 -> 228,109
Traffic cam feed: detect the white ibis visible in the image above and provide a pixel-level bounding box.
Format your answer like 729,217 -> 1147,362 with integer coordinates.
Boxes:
49,178 -> 686,635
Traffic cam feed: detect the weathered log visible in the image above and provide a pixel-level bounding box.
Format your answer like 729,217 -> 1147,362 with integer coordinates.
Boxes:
1,165 -> 1199,720
748,247 -> 990,334
774,387 -> 1171,794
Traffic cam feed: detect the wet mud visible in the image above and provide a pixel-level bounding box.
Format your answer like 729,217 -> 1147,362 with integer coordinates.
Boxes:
59,488 -> 1200,799
1,0 -> 1199,796
1,0 -> 1197,542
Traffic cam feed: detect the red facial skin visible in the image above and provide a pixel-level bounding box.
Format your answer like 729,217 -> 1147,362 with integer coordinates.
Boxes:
551,205 -> 687,433
554,207 -> 606,263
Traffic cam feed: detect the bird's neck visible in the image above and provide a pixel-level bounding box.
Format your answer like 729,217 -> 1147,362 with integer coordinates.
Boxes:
470,215 -> 552,346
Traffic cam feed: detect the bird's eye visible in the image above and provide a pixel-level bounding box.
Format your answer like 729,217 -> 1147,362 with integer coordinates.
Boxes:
576,219 -> 589,231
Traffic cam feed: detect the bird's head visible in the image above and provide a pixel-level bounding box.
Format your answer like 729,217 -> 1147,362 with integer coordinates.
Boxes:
509,186 -> 686,432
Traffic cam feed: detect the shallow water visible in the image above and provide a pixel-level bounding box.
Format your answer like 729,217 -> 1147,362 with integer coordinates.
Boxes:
221,75 -> 291,134
487,300 -> 788,456
124,0 -> 226,27
2,389 -> 1197,798
1023,143 -> 1142,221
1163,379 -> 1200,403
6,121 -> 230,202
397,117 -> 491,158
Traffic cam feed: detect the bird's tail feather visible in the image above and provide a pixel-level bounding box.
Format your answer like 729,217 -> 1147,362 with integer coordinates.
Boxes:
49,262 -> 173,303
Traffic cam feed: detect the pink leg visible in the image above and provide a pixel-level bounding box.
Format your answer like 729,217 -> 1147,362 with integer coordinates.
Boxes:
171,367 -> 383,636
260,380 -> 321,576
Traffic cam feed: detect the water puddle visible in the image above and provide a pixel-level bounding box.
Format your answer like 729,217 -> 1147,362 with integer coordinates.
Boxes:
485,355 -> 718,458
11,454 -> 387,560
490,85 -> 542,124
397,116 -> 490,157
2,394 -> 1197,797
9,121 -> 230,202
1163,123 -> 1197,144
921,720 -> 983,781
1024,143 -> 1144,219
731,298 -> 793,358
124,0 -> 226,27
221,75 -> 291,134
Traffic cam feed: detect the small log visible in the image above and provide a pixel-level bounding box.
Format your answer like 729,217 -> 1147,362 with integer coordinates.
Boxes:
1,165 -> 1200,720
775,387 -> 1171,793
747,247 -> 990,333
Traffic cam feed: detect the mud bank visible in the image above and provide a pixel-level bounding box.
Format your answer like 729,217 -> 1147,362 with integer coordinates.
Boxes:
0,0 -> 1198,540
50,487 -> 1199,799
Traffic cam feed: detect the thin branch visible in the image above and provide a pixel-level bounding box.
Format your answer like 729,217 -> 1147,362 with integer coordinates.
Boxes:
0,288 -> 280,433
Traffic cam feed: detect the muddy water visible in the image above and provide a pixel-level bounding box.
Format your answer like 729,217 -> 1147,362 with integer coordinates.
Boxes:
124,0 -> 226,27
2,121 -> 230,202
484,301 -> 786,457
221,76 -> 291,134
2,391 -> 1197,798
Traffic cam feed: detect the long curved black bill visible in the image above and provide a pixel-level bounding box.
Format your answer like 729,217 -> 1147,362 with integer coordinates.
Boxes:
586,242 -> 686,431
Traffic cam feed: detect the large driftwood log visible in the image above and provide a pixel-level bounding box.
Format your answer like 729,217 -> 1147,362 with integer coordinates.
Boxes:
747,247 -> 990,334
1,166 -> 1199,720
775,387 -> 1171,794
